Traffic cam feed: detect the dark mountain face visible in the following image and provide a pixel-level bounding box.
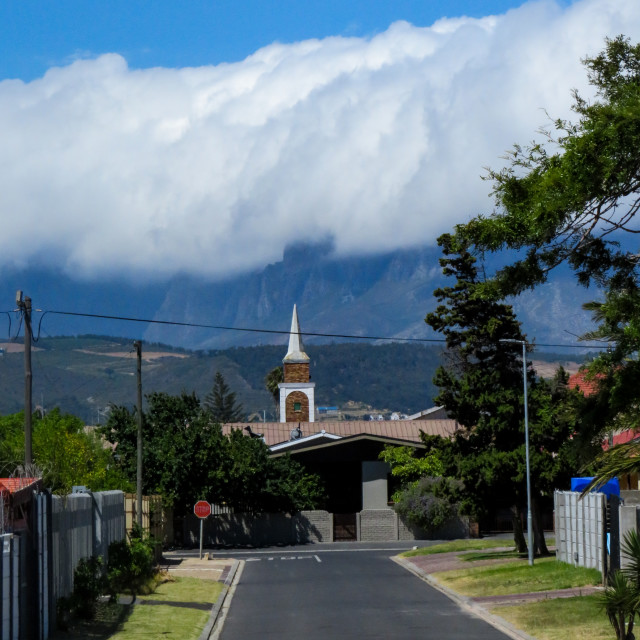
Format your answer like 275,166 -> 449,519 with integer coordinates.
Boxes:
0,243 -> 597,349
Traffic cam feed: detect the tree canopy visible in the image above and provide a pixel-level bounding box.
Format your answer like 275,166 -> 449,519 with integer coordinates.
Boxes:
441,36 -> 640,491
0,408 -> 131,494
457,36 -> 640,297
101,391 -> 325,517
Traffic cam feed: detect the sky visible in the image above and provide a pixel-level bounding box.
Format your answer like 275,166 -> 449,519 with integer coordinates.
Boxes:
1,0 -> 639,282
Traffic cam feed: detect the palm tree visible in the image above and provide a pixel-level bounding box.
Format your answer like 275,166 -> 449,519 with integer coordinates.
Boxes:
264,366 -> 283,420
600,530 -> 640,640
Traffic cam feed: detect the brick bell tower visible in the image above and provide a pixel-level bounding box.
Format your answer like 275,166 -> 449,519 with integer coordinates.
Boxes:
279,304 -> 315,423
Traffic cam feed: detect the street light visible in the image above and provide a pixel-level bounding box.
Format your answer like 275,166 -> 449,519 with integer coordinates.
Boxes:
500,338 -> 533,566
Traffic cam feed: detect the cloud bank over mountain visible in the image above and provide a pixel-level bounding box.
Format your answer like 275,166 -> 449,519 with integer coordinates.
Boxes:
1,0 -> 639,281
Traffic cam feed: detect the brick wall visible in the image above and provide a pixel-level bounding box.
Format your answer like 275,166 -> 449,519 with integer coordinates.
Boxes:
284,362 -> 309,383
294,511 -> 332,543
359,509 -> 398,542
285,391 -> 309,422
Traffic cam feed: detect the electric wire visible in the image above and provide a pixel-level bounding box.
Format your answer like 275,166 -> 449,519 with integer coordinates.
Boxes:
34,308 -> 611,350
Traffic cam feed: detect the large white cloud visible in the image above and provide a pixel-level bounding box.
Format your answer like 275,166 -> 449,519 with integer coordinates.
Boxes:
0,0 -> 639,280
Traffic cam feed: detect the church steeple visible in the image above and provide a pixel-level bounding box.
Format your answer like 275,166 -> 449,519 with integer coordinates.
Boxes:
279,305 -> 315,422
283,304 -> 310,365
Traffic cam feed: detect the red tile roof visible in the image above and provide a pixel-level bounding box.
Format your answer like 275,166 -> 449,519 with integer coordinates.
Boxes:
567,370 -> 603,397
0,477 -> 40,494
223,419 -> 459,447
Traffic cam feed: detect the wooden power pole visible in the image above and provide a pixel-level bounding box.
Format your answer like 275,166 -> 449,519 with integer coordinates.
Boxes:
134,340 -> 143,529
17,291 -> 32,466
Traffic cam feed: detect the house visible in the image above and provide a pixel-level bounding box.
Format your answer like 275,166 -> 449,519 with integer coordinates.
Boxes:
223,305 -> 462,541
568,369 -> 640,490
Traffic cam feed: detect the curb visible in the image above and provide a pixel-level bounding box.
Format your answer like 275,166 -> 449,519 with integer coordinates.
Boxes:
391,556 -> 538,640
199,559 -> 243,640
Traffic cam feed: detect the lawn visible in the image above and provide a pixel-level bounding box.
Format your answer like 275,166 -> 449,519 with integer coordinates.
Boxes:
401,538 -> 513,557
435,555 -> 602,596
403,539 -> 609,639
53,577 -> 224,640
491,595 -> 614,640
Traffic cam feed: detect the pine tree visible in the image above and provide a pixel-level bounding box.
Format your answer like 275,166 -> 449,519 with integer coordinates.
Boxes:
425,233 -> 540,553
204,371 -> 244,423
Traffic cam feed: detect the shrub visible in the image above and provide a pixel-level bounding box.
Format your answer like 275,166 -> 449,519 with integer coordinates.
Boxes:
393,476 -> 462,533
107,525 -> 157,596
70,556 -> 107,620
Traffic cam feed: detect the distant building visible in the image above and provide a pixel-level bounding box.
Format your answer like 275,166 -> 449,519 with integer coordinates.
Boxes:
224,304 -> 462,542
278,305 -> 315,423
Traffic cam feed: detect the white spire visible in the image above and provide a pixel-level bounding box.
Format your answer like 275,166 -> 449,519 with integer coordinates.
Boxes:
283,304 -> 310,363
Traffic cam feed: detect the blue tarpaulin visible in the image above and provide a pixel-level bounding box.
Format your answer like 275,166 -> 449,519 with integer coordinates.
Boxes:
571,476 -> 620,498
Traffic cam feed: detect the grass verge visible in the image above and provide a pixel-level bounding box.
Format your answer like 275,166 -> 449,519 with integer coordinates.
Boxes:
435,556 -> 602,597
53,577 -> 224,640
401,539 -> 512,557
490,595 -> 613,640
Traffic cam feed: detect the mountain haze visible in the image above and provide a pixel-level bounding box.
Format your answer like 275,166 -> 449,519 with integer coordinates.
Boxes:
0,243 -> 597,350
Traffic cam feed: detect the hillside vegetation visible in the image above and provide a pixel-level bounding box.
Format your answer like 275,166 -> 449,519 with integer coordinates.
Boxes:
0,335 -> 582,423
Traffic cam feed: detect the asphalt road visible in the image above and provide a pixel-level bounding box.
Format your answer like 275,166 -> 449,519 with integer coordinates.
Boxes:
207,543 -> 512,640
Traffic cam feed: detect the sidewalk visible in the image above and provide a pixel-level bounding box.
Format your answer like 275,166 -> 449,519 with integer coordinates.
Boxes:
395,549 -> 602,640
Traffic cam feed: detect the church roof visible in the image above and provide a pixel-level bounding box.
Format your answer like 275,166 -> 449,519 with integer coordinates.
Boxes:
222,419 -> 460,447
283,304 -> 310,363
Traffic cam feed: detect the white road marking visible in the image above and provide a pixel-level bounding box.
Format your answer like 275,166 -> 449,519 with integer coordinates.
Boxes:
314,555 -> 322,563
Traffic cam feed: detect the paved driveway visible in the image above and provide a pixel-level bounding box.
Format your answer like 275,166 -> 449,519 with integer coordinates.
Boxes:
211,543 -> 512,640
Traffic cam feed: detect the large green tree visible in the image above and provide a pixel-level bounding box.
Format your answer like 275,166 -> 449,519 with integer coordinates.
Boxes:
449,36 -> 640,487
0,408 -> 130,494
458,36 -> 640,297
425,234 -> 584,554
101,391 -> 325,519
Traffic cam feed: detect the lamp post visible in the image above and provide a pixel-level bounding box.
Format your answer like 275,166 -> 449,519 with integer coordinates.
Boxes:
500,338 -> 533,566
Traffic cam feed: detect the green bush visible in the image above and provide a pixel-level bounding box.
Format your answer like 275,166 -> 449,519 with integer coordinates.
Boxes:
107,525 -> 157,596
70,556 -> 107,620
393,476 -> 462,533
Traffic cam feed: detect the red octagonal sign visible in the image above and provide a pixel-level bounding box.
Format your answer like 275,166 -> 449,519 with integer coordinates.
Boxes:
194,500 -> 211,519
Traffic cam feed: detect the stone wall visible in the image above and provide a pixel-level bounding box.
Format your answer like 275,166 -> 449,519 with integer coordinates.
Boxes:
184,508 -> 469,547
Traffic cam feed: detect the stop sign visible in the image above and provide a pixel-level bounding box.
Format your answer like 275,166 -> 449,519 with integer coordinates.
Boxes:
194,500 -> 211,519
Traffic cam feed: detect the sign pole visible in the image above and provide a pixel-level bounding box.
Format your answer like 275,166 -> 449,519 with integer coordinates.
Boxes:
194,501 -> 211,559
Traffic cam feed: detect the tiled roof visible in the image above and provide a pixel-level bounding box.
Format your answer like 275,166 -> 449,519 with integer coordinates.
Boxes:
0,477 -> 40,494
568,370 -> 603,397
223,419 -> 459,447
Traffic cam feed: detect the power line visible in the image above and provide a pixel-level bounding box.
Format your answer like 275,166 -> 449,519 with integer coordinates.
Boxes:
39,309 -> 445,343
29,308 -> 611,350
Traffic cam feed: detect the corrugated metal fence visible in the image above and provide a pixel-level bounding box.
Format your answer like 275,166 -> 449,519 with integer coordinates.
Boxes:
1,490 -> 125,640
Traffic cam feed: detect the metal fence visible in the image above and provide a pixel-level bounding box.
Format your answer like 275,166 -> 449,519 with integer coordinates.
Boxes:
1,534 -> 19,640
1,490 -> 125,640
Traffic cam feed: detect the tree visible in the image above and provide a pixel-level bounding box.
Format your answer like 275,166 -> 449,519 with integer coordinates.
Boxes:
600,530 -> 640,640
0,409 -> 131,493
264,366 -> 283,419
425,234 -> 551,554
457,36 -> 640,297
434,36 -> 640,497
204,371 -> 244,423
101,391 -> 325,520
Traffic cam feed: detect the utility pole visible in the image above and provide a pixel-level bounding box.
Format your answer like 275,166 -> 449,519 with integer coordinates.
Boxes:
500,338 -> 534,566
134,340 -> 143,529
16,292 -> 32,466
